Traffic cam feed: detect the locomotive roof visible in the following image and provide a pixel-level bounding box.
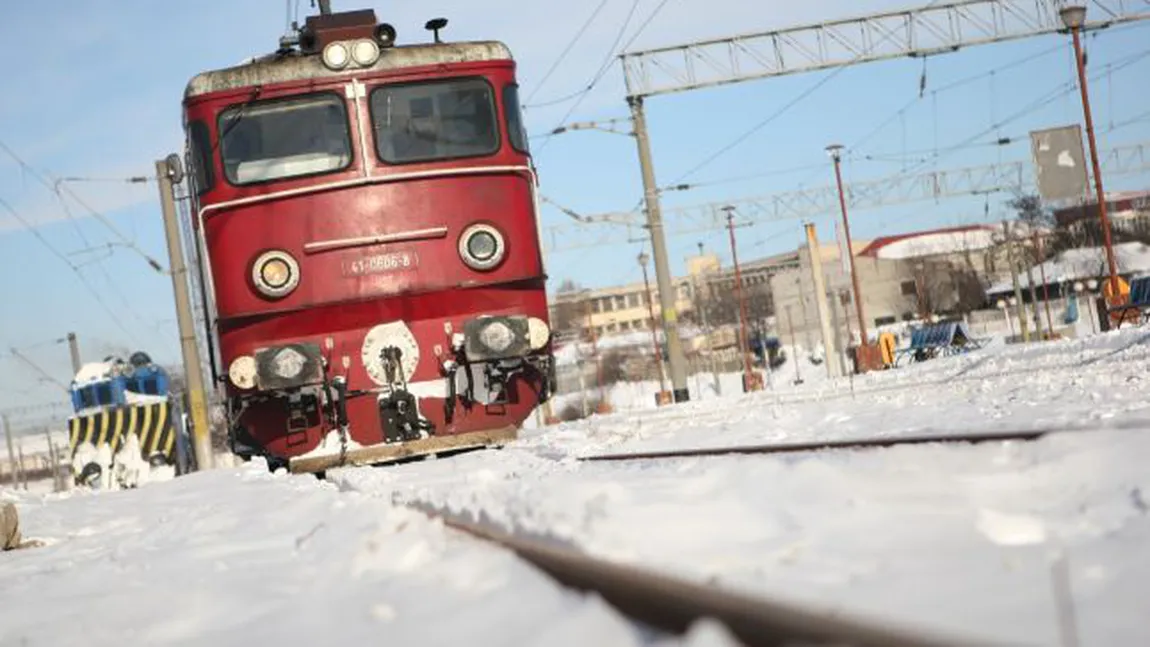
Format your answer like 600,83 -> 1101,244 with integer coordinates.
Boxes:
185,40 -> 514,100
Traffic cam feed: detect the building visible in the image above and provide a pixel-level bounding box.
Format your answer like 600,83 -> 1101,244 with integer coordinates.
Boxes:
549,277 -> 696,341
1053,190 -> 1150,235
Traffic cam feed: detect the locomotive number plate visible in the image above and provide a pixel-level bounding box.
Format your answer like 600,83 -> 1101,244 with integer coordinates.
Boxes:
342,251 -> 419,277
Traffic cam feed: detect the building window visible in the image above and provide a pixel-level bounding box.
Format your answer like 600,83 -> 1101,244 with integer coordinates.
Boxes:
875,316 -> 897,327
900,280 -> 917,296
615,295 -> 627,309
627,293 -> 640,308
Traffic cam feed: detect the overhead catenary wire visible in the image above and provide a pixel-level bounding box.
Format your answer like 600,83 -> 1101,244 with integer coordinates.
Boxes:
532,0 -> 672,157
0,139 -> 165,273
866,46 -> 1150,238
0,196 -> 135,339
523,0 -> 611,107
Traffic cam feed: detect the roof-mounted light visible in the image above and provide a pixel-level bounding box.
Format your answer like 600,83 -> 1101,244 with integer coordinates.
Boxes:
322,41 -> 350,70
351,39 -> 380,66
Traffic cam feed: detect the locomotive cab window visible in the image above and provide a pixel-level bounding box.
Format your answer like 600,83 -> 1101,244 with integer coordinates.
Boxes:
370,78 -> 499,164
217,93 -> 352,186
503,84 -> 529,154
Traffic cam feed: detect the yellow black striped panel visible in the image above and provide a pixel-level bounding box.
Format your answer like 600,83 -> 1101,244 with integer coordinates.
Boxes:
68,402 -> 176,462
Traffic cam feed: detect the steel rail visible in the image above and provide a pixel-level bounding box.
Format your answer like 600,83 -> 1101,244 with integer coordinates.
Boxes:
411,504 -> 998,647
576,424 -> 1128,463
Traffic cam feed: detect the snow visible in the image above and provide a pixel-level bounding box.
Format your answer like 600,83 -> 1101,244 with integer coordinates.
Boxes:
4,326 -> 1150,645
71,361 -> 114,386
337,327 -> 1150,645
987,242 -> 1150,294
873,227 -> 998,260
0,464 -> 705,647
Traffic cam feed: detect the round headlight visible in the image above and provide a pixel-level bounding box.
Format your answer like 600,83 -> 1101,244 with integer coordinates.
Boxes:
251,250 -> 300,299
458,224 -> 506,271
479,321 -> 515,353
467,231 -> 498,261
228,355 -> 257,390
322,42 -> 350,70
260,258 -> 291,289
351,39 -> 380,66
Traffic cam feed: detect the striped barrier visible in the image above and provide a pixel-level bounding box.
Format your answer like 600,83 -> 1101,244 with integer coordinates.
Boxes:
67,401 -> 177,464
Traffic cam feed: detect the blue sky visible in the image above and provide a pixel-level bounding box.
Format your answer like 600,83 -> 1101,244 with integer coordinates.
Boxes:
2,0 -> 1149,420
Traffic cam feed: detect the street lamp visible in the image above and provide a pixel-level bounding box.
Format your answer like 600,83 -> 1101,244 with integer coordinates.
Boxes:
638,251 -> 670,404
826,143 -> 873,372
1060,4 -> 1121,302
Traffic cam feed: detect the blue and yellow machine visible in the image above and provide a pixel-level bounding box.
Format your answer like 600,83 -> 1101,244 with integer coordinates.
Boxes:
66,351 -> 190,486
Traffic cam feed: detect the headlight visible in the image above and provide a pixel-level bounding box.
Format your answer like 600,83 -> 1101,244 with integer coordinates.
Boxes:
464,317 -> 530,360
251,250 -> 300,299
228,356 -> 257,390
458,223 -> 506,271
253,342 -> 323,390
272,347 -> 306,379
351,39 -> 380,66
322,42 -> 350,70
478,321 -> 515,353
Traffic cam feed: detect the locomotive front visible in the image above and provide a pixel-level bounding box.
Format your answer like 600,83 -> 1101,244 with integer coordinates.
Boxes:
181,8 -> 554,473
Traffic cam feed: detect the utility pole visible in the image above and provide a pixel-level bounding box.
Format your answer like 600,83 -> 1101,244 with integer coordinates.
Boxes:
1034,231 -> 1056,336
827,144 -> 872,370
3,415 -> 16,488
1023,238 -> 1043,338
1004,221 -> 1031,342
1061,4 -> 1121,301
156,155 -> 213,472
696,242 -> 720,396
66,333 -> 82,375
724,207 -> 760,392
583,296 -> 609,412
638,251 -> 669,403
784,305 -> 803,385
628,97 -> 689,403
805,223 -> 838,379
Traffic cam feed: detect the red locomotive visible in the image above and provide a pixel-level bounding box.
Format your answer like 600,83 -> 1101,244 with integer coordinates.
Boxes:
180,5 -> 555,473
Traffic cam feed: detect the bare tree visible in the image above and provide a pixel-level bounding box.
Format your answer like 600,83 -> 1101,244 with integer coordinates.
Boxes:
550,280 -> 586,338
698,275 -> 773,328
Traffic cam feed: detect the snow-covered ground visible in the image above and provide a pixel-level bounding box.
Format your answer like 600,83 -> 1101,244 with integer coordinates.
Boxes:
1,468 -> 721,646
4,326 -> 1150,645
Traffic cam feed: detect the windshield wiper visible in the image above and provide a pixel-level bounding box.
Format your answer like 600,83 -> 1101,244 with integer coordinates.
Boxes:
213,86 -> 263,154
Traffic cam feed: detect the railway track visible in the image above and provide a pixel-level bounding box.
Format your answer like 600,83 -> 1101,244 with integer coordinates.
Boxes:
575,420 -> 1150,463
411,503 -> 999,647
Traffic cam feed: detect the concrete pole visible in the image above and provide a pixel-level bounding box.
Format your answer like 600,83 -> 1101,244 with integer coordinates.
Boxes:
805,223 -> 838,379
1023,237 -> 1043,338
785,305 -> 803,384
16,444 -> 26,490
66,332 -> 82,375
1004,221 -> 1031,342
696,243 -> 720,396
628,97 -> 689,403
725,209 -> 757,390
827,145 -> 870,350
156,157 -> 213,471
3,414 -> 16,487
1035,231 -> 1057,335
639,254 -> 668,397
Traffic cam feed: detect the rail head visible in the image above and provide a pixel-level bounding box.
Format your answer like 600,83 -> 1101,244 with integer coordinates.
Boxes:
410,503 -> 1005,647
